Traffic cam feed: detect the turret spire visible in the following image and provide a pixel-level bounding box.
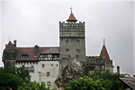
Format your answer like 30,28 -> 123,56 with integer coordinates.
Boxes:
67,8 -> 77,23
103,38 -> 105,45
100,40 -> 112,66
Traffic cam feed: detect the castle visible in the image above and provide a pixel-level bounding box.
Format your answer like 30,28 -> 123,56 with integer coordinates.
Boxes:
2,9 -> 114,89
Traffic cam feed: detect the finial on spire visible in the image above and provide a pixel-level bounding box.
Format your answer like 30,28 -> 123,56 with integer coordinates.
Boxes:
103,38 -> 105,45
70,6 -> 72,12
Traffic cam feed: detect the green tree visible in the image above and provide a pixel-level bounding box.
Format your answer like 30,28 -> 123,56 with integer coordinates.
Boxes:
17,81 -> 51,90
16,67 -> 30,83
99,78 -> 112,90
0,72 -> 23,90
0,67 -> 30,90
0,67 -> 30,83
82,62 -> 129,90
83,61 -> 90,76
65,76 -> 105,90
90,70 -> 126,90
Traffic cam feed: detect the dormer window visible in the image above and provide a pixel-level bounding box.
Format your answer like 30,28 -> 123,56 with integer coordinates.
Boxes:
21,55 -> 29,59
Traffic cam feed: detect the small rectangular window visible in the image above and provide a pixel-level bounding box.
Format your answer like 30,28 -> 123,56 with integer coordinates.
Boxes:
54,55 -> 58,58
76,49 -> 80,52
42,64 -> 45,68
51,64 -> 53,66
46,72 -> 50,76
76,40 -> 80,42
42,55 -> 46,58
66,40 -> 69,43
21,55 -> 29,59
66,49 -> 69,51
47,81 -> 51,86
48,55 -> 52,58
56,64 -> 58,67
76,55 -> 79,59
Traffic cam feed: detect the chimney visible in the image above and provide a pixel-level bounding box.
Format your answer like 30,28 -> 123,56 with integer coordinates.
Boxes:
14,40 -> 17,47
110,60 -> 113,66
117,66 -> 120,74
34,45 -> 39,56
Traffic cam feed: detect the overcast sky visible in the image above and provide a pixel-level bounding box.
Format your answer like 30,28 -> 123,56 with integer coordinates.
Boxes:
0,0 -> 134,75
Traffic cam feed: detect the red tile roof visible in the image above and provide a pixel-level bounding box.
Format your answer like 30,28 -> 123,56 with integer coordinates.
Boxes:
67,12 -> 77,22
4,41 -> 59,61
100,44 -> 112,66
40,47 -> 59,54
5,41 -> 16,50
16,47 -> 37,61
119,78 -> 135,90
16,47 -> 59,61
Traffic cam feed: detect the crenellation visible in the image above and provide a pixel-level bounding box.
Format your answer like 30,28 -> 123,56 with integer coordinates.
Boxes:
60,22 -> 85,27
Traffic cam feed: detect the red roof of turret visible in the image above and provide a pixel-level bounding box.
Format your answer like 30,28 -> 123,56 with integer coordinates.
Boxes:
100,44 -> 112,66
67,12 -> 77,22
5,41 -> 16,50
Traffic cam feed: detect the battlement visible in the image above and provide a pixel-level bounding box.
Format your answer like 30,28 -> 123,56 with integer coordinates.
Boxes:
85,56 -> 105,66
59,21 -> 85,27
59,21 -> 85,38
86,56 -> 104,59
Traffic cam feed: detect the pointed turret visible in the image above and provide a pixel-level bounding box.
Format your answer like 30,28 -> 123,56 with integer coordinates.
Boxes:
100,40 -> 112,66
67,8 -> 77,23
5,41 -> 16,50
3,40 -> 17,67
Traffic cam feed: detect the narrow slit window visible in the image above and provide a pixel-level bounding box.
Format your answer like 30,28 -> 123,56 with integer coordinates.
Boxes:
42,64 -> 45,68
46,72 -> 50,76
66,40 -> 69,43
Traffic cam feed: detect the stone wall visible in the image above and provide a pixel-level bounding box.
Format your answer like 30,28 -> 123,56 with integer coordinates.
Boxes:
60,22 -> 86,63
16,61 -> 59,90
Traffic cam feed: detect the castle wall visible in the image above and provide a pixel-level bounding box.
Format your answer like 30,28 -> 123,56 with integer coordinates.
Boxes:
105,66 -> 114,73
4,60 -> 16,67
16,61 -> 59,89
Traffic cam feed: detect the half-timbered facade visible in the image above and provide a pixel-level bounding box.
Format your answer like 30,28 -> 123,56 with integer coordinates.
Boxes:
2,41 -> 59,89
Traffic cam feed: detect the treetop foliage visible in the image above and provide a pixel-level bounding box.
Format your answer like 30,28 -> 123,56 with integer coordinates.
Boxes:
0,67 -> 50,90
65,76 -> 105,90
